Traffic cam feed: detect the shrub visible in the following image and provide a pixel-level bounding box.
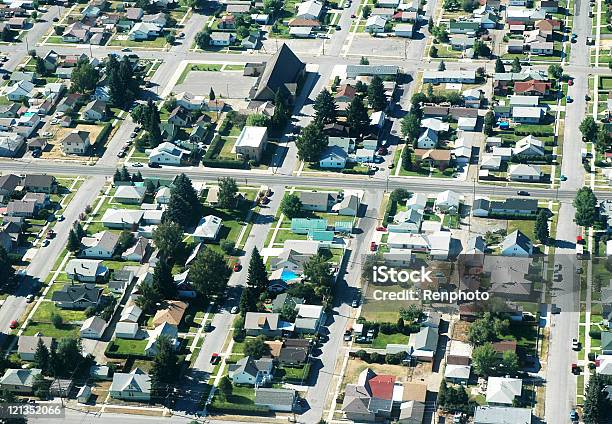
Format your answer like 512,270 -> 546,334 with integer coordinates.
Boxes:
51,313 -> 63,328
589,329 -> 601,339
220,240 -> 236,255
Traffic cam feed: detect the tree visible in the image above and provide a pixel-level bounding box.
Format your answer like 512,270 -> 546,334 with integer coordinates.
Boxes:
438,380 -> 448,406
583,373 -> 609,423
51,312 -> 63,328
401,146 -> 412,170
220,240 -> 236,255
472,343 -> 497,377
33,338 -> 50,374
33,373 -> 50,399
367,75 -> 387,112
218,177 -> 239,210
346,97 -> 370,137
468,313 -> 499,345
195,27 -> 212,49
150,335 -> 180,397
579,116 -> 598,141
190,249 -> 231,301
304,254 -> 333,302
136,280 -> 161,313
399,304 -> 422,322
209,87 -> 216,100
473,40 -> 491,58
511,57 -> 522,73
500,351 -> 519,376
67,229 -> 81,252
164,192 -> 193,229
247,247 -> 268,294
548,64 -> 563,80
165,33 -> 176,44
400,113 -> 420,141
494,58 -> 505,73
280,194 -> 303,218
70,59 -> 99,93
164,174 -> 201,227
438,60 -> 446,71
360,56 -> 370,65
239,287 -> 257,316
296,121 -> 328,162
35,57 -> 46,77
0,25 -> 15,42
535,209 -> 549,244
483,110 -> 495,136
313,89 -> 337,124
120,166 -> 131,182
462,0 -> 477,11
429,45 -> 438,58
244,336 -> 270,359
218,376 -> 233,399
106,55 -> 140,108
271,89 -> 290,130
595,130 -> 609,154
246,113 -> 270,127
53,338 -> 82,377
152,259 -> 176,300
574,187 -> 598,227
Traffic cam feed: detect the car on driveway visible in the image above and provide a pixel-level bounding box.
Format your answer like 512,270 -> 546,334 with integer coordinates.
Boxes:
351,299 -> 359,308
570,409 -> 578,422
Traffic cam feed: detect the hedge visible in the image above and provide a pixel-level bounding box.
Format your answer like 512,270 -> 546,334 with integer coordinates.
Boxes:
202,158 -> 249,169
210,401 -> 270,415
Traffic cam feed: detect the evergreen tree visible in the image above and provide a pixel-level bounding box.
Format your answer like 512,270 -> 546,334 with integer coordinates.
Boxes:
113,168 -> 122,183
438,60 -> 446,71
247,247 -> 268,294
164,174 -> 201,227
136,280 -> 161,313
313,89 -> 337,124
120,166 -> 131,181
494,58 -> 505,73
217,177 -> 238,210
164,192 -> 192,228
535,209 -> 549,244
400,113 -> 420,141
579,116 -> 598,141
346,97 -> 370,137
33,338 -> 50,374
146,100 -> 162,147
67,230 -> 81,252
150,335 -> 179,398
218,376 -> 233,399
367,75 -> 387,112
296,121 -> 328,162
438,379 -> 448,407
35,57 -> 46,77
0,246 -> 14,289
401,146 -> 412,170
152,259 -> 177,300
511,57 -> 522,73
70,59 -> 99,93
583,373 -> 609,423
483,110 -> 495,136
153,221 -> 184,261
280,194 -> 303,218
239,287 -> 257,316
501,351 -> 519,376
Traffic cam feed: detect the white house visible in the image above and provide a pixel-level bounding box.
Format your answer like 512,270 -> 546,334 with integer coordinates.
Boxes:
129,22 -> 162,40
80,316 -> 106,339
486,377 -> 522,406
514,135 -> 545,157
296,0 -> 322,20
435,190 -> 460,214
501,230 -> 533,257
319,146 -> 348,169
235,126 -> 268,162
417,128 -> 438,149
114,185 -> 146,204
80,231 -> 119,259
508,164 -> 543,182
365,15 -> 387,33
394,23 -> 414,37
228,356 -> 274,386
110,368 -> 151,401
421,118 -> 450,132
148,142 -> 189,166
458,116 -> 478,131
6,80 -> 34,101
193,215 -> 222,241
115,322 -> 140,339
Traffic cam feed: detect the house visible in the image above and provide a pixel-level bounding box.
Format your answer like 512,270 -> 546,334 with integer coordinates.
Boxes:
602,332 -> 612,354
395,23 -> 414,38
435,190 -> 460,214
228,356 -> 274,386
445,363 -> 471,384
463,88 -> 482,108
596,355 -> 612,375
295,304 -> 325,334
449,20 -> 480,35
255,388 -> 296,412
414,149 -> 452,170
0,369 -> 42,394
371,8 -> 395,19
128,22 -> 162,40
21,174 -> 56,193
289,26 -> 313,38
0,133 -> 24,157
296,0 -> 322,20
64,258 -> 109,282
62,22 -> 91,43
508,164 -> 543,182
0,103 -> 20,119
142,12 -> 167,26
450,34 -> 476,50
80,316 -> 106,339
278,339 -> 310,365
61,130 -> 90,155
77,385 -> 93,403
540,0 -> 558,12
514,135 -> 545,157
501,230 -> 533,257
409,326 -> 439,361
486,377 -> 522,405
17,335 -> 53,361
509,95 -> 539,108
342,368 -> 397,421
193,215 -> 222,241
80,231 -> 120,259
6,200 -> 36,218
0,173 -> 20,197
298,191 -> 336,212
125,7 -> 144,20
6,80 -> 34,101
81,99 -> 106,121
210,32 -> 234,46
389,209 -> 423,233
145,322 -> 180,357
226,4 -> 251,15
235,126 -> 268,162
270,241 -> 319,273
417,128 -> 438,149
476,198 -> 538,217
52,284 -> 103,309
120,304 -> 143,324
365,15 -> 387,33
422,70 -> 476,84
152,300 -> 188,327
514,80 -> 551,96
148,142 -> 189,165
101,209 -> 144,229
332,194 -> 360,216
241,34 -> 259,49
110,368 -> 151,401
458,116 -> 478,131
114,185 -> 146,204
168,106 -> 191,127
529,41 -> 554,55
244,312 -> 282,337
122,237 -> 150,262
474,406 -> 532,424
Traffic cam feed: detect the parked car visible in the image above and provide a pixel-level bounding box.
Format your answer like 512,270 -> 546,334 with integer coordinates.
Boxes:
560,174 -> 567,181
132,162 -> 143,167
568,79 -> 573,86
344,331 -> 352,341
351,299 -> 359,308
121,47 -> 132,52
42,239 -> 49,247
370,242 -> 377,252
570,409 -> 578,422
230,306 -> 239,314
9,320 -> 18,329
517,190 -> 529,196
26,295 -> 34,303
572,338 -> 580,350
148,162 -> 160,168
210,353 -> 221,364
376,226 -> 387,232
233,263 -> 241,272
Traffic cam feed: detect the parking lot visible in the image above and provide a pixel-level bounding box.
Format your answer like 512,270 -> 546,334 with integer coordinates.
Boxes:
174,71 -> 256,99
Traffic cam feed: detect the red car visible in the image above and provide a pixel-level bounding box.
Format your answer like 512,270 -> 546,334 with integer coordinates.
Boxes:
46,230 -> 55,239
377,147 -> 388,155
9,320 -> 17,329
376,226 -> 387,232
210,353 -> 221,364
568,79 -> 573,86
233,263 -> 242,272
370,242 -> 377,252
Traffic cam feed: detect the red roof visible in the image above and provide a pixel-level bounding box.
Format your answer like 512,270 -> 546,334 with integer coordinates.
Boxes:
514,80 -> 551,94
368,375 -> 396,400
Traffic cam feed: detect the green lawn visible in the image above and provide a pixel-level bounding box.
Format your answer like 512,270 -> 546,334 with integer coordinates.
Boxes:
371,332 -> 410,349
32,302 -> 87,323
109,338 -> 149,356
507,219 -> 536,241
22,322 -> 79,338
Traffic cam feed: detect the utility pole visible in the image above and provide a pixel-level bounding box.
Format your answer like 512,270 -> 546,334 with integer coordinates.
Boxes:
404,39 -> 407,60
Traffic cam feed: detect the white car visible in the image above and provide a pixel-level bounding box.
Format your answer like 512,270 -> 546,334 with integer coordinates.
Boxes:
230,306 -> 239,314
132,162 -> 143,167
572,338 -> 580,350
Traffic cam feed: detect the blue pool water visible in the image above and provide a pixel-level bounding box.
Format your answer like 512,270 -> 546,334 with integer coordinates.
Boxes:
281,269 -> 299,282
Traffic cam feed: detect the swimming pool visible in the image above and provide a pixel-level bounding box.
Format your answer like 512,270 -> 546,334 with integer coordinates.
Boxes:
281,269 -> 299,282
